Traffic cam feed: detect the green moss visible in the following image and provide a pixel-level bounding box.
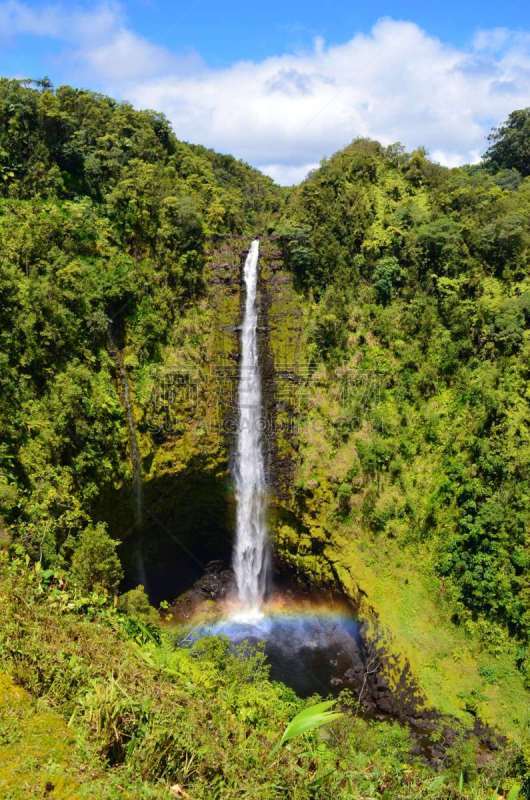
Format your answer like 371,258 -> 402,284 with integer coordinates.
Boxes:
329,533 -> 529,740
0,672 -> 82,798
275,498 -> 528,741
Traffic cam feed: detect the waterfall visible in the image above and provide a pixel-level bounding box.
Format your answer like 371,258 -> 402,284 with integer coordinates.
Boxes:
233,239 -> 270,615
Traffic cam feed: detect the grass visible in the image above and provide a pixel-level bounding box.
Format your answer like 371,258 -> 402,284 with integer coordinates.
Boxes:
329,529 -> 529,743
0,672 -> 82,799
0,672 -> 175,799
3,555 -> 526,798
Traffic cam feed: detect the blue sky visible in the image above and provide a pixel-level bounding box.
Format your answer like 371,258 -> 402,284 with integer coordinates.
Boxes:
117,0 -> 530,61
1,1 -> 529,182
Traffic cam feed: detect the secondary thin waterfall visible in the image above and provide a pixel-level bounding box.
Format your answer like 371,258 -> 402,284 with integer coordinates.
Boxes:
233,239 -> 270,613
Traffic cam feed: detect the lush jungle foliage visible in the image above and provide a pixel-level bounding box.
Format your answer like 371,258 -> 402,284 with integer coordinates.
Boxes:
0,78 -> 528,797
278,116 -> 529,648
0,553 -> 525,799
0,78 -> 280,568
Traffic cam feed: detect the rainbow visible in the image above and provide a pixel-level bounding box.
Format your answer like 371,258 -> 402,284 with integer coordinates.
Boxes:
178,592 -> 360,654
176,593 -> 362,698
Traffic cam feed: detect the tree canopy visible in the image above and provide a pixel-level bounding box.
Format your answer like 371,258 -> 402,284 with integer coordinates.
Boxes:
278,130 -> 529,641
484,108 -> 530,177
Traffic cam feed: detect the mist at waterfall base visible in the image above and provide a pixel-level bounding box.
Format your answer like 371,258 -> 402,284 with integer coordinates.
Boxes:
184,601 -> 363,698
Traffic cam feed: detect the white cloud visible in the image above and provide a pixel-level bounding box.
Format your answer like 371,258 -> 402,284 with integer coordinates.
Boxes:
473,28 -> 530,54
0,0 -> 121,40
473,28 -> 511,52
260,162 -> 320,185
0,0 -> 62,36
82,29 -> 179,82
123,18 -> 530,183
1,6 -> 529,184
0,1 -> 183,81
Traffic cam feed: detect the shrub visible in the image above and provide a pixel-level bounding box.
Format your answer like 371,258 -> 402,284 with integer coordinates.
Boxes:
373,256 -> 404,304
70,523 -> 123,595
118,585 -> 160,626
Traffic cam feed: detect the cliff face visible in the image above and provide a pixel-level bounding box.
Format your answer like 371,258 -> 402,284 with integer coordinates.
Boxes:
258,237 -> 308,495
96,237 -> 527,741
97,235 -> 318,603
97,239 -> 245,601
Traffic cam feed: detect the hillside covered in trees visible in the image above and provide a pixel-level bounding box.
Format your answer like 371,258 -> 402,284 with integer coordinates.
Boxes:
278,126 -> 529,642
0,79 -> 528,799
0,78 -> 280,569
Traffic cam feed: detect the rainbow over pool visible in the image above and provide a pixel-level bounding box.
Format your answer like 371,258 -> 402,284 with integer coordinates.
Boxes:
179,594 -> 364,698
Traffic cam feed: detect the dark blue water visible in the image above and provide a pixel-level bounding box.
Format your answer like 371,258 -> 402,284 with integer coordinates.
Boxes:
182,611 -> 363,697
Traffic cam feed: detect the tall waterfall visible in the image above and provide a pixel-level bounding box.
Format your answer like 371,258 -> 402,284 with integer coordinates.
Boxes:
233,239 -> 270,615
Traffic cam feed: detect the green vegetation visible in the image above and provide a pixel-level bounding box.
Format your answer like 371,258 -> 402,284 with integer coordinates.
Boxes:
275,699 -> 344,751
71,524 -> 123,595
0,77 -> 280,570
273,117 -> 529,752
278,126 -> 529,641
0,554 -> 526,798
484,109 -> 530,178
0,79 -> 528,796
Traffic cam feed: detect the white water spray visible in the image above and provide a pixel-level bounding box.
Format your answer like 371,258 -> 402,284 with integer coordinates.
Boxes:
233,239 -> 270,616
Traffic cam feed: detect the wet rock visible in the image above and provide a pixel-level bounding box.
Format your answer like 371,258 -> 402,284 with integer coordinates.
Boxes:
170,561 -> 235,622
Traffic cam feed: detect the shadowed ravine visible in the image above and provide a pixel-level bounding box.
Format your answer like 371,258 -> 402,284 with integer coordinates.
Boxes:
117,236 -> 503,760
3,81 -> 526,797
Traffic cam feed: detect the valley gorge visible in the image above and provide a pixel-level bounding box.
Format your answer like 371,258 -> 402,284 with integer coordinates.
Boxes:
100,230 -> 524,757
0,79 -> 528,799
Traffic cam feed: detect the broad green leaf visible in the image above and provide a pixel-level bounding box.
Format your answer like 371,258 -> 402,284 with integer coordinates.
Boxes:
276,700 -> 344,751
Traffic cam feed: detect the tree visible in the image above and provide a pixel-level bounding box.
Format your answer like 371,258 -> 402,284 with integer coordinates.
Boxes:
373,256 -> 403,304
118,584 -> 159,625
484,109 -> 530,176
70,524 -> 123,595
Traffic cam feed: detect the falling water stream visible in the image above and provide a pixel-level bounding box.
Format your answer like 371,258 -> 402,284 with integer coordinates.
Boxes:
233,239 -> 270,616
183,239 -> 369,703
